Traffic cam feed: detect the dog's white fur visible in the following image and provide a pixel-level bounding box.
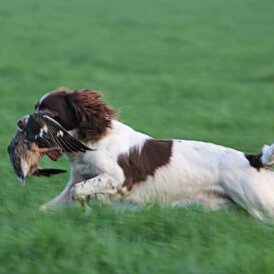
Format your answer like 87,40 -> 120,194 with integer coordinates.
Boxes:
40,119 -> 274,221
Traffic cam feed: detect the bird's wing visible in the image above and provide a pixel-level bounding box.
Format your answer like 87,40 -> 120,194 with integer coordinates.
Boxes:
7,132 -> 27,182
42,115 -> 93,153
25,114 -> 52,147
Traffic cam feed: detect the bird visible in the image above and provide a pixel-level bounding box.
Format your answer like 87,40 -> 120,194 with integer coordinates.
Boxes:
24,112 -> 93,153
8,112 -> 93,183
7,129 -> 67,184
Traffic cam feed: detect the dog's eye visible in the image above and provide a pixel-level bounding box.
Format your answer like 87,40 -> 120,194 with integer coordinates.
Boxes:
37,103 -> 47,111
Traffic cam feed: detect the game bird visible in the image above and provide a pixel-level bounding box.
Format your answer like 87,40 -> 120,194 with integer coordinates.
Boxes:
8,112 -> 92,183
7,129 -> 66,184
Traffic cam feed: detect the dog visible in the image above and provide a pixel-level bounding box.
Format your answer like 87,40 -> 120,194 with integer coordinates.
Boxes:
17,87 -> 274,220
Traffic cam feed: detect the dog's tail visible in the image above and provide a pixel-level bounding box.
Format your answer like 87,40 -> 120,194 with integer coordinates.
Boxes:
246,143 -> 274,170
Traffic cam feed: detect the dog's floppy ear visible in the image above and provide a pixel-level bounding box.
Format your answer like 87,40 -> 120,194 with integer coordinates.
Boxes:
66,89 -> 117,141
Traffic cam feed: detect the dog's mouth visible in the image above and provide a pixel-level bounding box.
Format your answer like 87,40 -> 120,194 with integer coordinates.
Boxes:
45,149 -> 63,161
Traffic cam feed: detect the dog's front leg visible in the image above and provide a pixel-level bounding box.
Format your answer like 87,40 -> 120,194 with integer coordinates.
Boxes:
40,172 -> 84,211
70,174 -> 123,209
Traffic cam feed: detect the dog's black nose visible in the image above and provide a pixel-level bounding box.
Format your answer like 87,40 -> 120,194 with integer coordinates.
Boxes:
17,119 -> 24,129
17,116 -> 29,130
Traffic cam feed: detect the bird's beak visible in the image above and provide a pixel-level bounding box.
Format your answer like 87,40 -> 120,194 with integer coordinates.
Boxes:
18,159 -> 29,185
18,176 -> 26,185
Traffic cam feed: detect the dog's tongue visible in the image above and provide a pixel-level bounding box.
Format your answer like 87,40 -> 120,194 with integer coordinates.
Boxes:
46,150 -> 62,161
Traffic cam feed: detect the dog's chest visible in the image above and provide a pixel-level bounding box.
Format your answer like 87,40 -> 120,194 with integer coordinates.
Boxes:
68,150 -> 123,180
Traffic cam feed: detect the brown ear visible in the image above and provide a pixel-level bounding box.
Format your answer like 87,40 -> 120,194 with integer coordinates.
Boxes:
66,89 -> 117,142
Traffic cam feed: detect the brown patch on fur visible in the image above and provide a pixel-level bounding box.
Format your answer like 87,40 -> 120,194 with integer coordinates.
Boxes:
118,139 -> 173,190
67,89 -> 117,142
245,153 -> 263,171
36,87 -> 77,130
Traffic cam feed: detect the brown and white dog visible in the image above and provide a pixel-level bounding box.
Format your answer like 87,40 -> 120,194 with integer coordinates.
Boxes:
18,87 -> 274,220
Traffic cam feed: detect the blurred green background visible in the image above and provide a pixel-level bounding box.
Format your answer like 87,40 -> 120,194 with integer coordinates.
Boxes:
1,0 -> 274,273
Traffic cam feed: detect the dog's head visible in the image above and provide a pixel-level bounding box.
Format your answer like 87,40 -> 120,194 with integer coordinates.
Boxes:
34,87 -> 77,130
18,87 -> 117,142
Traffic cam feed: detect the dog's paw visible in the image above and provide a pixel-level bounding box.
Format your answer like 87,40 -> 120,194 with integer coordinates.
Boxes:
39,204 -> 49,212
84,204 -> 92,216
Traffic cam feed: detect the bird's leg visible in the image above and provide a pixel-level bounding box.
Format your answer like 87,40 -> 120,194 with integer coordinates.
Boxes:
31,146 -> 62,153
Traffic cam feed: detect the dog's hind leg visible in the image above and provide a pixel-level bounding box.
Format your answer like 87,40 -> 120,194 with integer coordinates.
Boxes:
221,150 -> 274,221
194,188 -> 235,210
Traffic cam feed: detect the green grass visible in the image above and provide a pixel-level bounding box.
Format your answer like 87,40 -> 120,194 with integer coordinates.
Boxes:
1,0 -> 274,273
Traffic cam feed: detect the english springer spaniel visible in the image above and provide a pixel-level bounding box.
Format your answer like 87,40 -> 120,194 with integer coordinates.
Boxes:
18,87 -> 274,220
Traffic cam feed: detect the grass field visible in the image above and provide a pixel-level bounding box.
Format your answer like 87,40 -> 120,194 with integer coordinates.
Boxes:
1,0 -> 274,273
